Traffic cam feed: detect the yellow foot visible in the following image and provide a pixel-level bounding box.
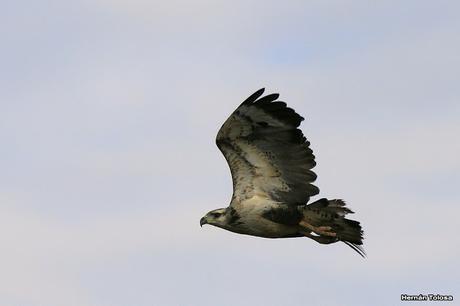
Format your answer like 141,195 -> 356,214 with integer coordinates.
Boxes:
299,221 -> 337,237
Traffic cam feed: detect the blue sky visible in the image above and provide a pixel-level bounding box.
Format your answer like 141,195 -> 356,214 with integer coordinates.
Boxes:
1,1 -> 459,305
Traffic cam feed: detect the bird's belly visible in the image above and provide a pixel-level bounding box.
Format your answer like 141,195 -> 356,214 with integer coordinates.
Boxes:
230,196 -> 299,238
235,216 -> 298,238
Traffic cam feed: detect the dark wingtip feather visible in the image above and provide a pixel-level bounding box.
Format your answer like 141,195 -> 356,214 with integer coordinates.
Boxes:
240,88 -> 303,127
241,88 -> 265,105
254,93 -> 280,104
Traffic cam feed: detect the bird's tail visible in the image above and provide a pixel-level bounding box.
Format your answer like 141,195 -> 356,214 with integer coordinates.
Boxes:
301,198 -> 365,257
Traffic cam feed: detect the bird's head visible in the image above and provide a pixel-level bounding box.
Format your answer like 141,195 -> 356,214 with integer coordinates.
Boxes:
200,208 -> 228,228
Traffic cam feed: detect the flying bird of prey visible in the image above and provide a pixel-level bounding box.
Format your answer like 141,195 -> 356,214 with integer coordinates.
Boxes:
200,88 -> 365,257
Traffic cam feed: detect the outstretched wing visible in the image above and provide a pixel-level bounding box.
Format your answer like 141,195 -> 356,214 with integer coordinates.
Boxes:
216,88 -> 319,206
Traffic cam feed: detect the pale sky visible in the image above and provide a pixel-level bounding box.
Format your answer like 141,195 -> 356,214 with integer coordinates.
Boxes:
1,1 -> 459,305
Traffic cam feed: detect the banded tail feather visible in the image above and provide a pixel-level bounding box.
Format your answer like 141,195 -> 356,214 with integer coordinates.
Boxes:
302,198 -> 365,257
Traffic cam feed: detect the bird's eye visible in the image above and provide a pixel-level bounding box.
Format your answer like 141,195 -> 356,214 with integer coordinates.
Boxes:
212,213 -> 222,218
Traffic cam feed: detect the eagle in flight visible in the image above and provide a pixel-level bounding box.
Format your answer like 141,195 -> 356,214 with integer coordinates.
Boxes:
200,88 -> 365,257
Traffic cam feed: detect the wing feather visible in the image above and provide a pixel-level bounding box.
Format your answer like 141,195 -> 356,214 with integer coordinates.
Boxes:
216,88 -> 319,206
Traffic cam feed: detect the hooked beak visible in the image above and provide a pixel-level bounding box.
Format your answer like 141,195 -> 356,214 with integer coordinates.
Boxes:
200,217 -> 207,227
